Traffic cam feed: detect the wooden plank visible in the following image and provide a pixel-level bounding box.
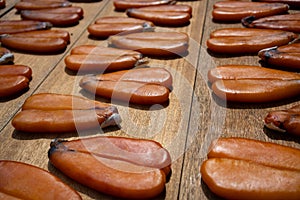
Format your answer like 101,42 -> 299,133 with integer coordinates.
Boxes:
0,0 -> 18,17
179,0 -> 300,199
1,0 -> 299,199
0,0 -> 208,199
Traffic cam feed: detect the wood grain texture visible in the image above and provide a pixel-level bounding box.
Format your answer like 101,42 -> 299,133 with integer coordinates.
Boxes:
0,0 -> 18,17
0,0 -> 299,200
179,0 -> 300,200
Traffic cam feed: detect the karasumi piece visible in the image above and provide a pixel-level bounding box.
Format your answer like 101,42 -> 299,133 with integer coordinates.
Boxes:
21,93 -> 109,110
65,45 -> 144,73
109,31 -> 189,57
207,137 -> 300,171
14,0 -> 72,11
0,65 -> 32,78
242,13 -> 300,33
12,109 -> 119,133
0,160 -> 82,199
50,136 -> 172,175
207,65 -> 300,83
258,43 -> 300,70
11,93 -> 121,133
265,104 -> 300,136
113,0 -> 176,11
48,136 -> 171,199
212,1 -> 289,22
0,0 -> 5,9
20,7 -> 83,27
0,64 -> 32,97
208,65 -> 300,103
0,20 -> 52,34
88,16 -> 154,38
92,67 -> 172,88
79,67 -> 172,105
213,79 -> 300,103
0,47 -> 14,64
0,75 -> 30,97
207,28 -> 297,54
254,0 -> 300,9
0,30 -> 70,54
7,29 -> 71,42
201,158 -> 300,200
201,137 -> 300,200
69,44 -> 141,56
126,4 -> 192,27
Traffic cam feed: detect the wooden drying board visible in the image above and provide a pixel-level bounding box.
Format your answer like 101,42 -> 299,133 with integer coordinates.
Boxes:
0,0 -> 299,199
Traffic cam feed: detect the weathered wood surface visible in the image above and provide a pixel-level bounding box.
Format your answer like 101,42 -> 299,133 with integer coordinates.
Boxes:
0,0 -> 299,199
0,0 -> 18,17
